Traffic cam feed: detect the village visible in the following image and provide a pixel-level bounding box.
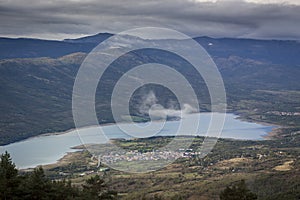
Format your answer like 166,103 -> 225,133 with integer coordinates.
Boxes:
97,148 -> 201,164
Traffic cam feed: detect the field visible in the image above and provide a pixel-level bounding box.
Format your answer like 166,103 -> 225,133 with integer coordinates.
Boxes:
41,132 -> 300,199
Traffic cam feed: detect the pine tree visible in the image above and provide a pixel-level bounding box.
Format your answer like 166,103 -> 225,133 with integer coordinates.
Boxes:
82,175 -> 117,200
0,151 -> 19,200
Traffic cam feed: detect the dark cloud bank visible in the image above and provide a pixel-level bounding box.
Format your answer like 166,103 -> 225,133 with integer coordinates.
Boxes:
0,0 -> 300,40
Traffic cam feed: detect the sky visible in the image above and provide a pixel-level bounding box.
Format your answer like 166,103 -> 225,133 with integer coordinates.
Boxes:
0,0 -> 300,40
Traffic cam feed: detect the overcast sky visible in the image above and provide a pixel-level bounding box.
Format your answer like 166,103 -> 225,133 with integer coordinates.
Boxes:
0,0 -> 300,40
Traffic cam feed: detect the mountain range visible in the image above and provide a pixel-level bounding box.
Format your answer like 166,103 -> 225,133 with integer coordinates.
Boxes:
1,33 -> 300,66
0,33 -> 299,145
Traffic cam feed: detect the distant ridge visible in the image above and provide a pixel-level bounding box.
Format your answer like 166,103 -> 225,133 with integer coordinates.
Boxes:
0,37 -> 94,59
63,32 -> 113,44
1,33 -> 300,65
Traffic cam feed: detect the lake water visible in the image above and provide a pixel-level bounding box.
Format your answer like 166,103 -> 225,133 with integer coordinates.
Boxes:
0,113 -> 274,169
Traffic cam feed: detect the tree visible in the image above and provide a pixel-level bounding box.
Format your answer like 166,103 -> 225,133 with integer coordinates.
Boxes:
21,166 -> 50,200
0,151 -> 19,199
50,179 -> 80,200
82,175 -> 117,200
220,180 -> 257,200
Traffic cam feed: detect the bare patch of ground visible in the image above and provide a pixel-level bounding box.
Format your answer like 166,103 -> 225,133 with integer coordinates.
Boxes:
273,160 -> 294,171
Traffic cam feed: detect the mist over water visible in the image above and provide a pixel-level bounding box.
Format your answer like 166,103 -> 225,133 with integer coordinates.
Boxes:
138,90 -> 197,120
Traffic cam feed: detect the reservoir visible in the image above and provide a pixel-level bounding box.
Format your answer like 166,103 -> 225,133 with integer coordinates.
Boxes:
0,113 -> 274,169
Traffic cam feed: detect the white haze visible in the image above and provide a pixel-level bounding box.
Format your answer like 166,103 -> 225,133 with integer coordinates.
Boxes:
138,91 -> 197,119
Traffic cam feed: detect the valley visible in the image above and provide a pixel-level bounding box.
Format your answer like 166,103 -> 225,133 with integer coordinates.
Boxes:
0,35 -> 300,145
0,33 -> 299,200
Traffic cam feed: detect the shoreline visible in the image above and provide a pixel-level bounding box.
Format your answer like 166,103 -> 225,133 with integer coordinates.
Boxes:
4,112 -> 284,170
263,127 -> 283,140
38,126 -> 282,170
233,114 -> 283,140
33,112 -> 284,139
38,123 -> 116,137
2,112 -> 283,147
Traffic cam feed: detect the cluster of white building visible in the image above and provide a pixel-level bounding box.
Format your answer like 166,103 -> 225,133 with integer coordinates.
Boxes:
97,149 -> 201,164
267,111 -> 300,116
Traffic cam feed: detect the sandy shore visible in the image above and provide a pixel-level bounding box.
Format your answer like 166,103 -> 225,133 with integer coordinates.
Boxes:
42,151 -> 84,170
233,114 -> 282,140
263,127 -> 284,140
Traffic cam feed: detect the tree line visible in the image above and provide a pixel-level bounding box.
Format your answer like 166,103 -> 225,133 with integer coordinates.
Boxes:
0,152 -> 117,200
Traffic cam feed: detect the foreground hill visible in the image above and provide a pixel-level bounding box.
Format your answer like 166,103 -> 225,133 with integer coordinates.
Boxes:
38,135 -> 299,199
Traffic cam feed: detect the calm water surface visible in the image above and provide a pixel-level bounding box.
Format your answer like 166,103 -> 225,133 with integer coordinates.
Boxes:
0,113 -> 274,169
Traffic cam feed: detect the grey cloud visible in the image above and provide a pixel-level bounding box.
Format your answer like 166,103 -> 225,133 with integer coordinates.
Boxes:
0,0 -> 300,40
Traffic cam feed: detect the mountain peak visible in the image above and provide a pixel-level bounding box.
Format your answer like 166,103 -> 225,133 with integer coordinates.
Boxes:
63,33 -> 113,44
